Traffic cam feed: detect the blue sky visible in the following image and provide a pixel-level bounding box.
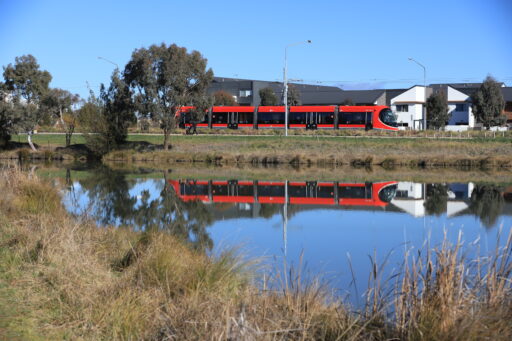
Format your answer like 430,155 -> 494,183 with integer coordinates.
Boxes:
1,0 -> 511,99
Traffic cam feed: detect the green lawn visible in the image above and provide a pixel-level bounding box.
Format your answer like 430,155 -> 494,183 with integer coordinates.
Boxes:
21,132 -> 512,149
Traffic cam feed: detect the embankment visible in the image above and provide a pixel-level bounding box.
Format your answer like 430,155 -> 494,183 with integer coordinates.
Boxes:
1,168 -> 511,340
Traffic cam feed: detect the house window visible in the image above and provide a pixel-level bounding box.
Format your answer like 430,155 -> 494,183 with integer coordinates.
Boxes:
239,90 -> 252,97
396,104 -> 408,112
455,103 -> 465,111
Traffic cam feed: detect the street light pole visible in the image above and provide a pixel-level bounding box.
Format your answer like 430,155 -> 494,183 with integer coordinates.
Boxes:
408,57 -> 427,130
98,56 -> 119,69
284,40 -> 311,137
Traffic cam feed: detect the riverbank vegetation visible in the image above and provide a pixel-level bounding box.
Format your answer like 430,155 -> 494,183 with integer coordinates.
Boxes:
1,168 -> 511,340
2,133 -> 511,169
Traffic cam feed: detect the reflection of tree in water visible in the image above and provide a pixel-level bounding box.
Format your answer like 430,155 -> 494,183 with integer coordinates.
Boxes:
259,204 -> 282,219
259,203 -> 301,220
77,167 -> 213,250
132,176 -> 213,250
469,185 -> 504,228
78,166 -> 138,226
424,184 -> 448,216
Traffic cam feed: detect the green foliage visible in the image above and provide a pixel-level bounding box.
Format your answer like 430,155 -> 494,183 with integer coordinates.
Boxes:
1,55 -> 57,150
2,55 -> 51,105
124,43 -> 214,149
469,185 -> 504,228
101,70 -> 136,145
341,98 -> 354,106
471,76 -> 506,129
259,87 -> 278,105
80,71 -> 136,155
426,91 -> 450,130
40,88 -> 80,146
213,90 -> 237,106
0,102 -> 18,147
77,167 -> 213,250
286,84 -> 301,106
424,183 -> 448,215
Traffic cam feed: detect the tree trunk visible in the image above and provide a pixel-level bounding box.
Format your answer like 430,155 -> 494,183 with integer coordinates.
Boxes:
65,133 -> 71,147
27,131 -> 37,151
65,125 -> 74,147
163,128 -> 170,150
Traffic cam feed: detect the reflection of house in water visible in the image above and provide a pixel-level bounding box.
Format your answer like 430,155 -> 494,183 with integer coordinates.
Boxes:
391,182 -> 475,217
391,182 -> 474,217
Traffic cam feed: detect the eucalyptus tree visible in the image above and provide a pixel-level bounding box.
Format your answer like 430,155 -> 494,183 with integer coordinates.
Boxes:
213,90 -> 237,106
472,76 -> 506,129
2,55 -> 51,150
259,87 -> 278,105
41,88 -> 80,146
81,70 -> 135,155
286,84 -> 301,106
426,90 -> 450,130
124,43 -> 214,150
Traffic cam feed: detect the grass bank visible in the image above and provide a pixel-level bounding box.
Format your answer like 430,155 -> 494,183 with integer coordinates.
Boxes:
1,168 -> 512,340
103,134 -> 512,169
2,133 -> 511,169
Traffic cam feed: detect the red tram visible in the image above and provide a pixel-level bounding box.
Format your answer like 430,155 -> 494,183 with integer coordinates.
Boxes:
169,180 -> 398,207
178,105 -> 398,131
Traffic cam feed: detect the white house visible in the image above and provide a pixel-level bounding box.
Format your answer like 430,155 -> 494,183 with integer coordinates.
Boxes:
441,86 -> 475,131
389,86 -> 427,130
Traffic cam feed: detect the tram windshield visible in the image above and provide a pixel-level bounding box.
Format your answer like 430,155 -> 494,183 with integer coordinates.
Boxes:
378,184 -> 397,203
379,108 -> 398,127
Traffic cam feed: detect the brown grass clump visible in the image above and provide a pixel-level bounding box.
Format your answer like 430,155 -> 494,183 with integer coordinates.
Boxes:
1,167 -> 511,340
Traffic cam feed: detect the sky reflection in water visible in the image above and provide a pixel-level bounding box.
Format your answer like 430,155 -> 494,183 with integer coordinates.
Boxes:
62,169 -> 512,304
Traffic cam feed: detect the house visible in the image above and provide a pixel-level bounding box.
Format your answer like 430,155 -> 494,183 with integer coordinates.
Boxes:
388,86 -> 429,130
502,87 -> 512,127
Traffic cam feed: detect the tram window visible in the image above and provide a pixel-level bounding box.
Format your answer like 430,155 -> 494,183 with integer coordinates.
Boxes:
379,109 -> 398,127
211,185 -> 229,196
339,186 -> 371,199
289,112 -> 307,124
317,186 -> 335,198
181,183 -> 209,196
258,185 -> 285,197
288,185 -> 308,197
317,112 -> 334,124
212,112 -> 228,124
237,112 -> 253,124
339,112 -> 366,124
237,185 -> 254,197
257,112 -> 285,124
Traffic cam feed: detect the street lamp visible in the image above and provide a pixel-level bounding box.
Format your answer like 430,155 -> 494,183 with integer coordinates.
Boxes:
408,57 -> 427,130
98,56 -> 119,69
284,40 -> 312,137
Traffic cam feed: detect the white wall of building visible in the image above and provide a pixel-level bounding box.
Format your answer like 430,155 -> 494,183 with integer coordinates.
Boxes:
446,87 -> 474,130
390,86 -> 426,130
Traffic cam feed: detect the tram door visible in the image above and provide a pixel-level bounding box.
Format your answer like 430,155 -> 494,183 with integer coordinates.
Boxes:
306,112 -> 318,129
228,112 -> 238,129
364,111 -> 373,130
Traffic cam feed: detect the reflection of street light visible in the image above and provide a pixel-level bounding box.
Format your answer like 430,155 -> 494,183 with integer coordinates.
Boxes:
408,57 -> 426,130
284,40 -> 311,136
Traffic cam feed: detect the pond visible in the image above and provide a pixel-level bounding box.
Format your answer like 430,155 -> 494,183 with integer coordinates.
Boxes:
36,163 -> 512,304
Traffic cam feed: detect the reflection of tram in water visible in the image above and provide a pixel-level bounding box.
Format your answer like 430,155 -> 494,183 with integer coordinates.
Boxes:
169,180 -> 398,207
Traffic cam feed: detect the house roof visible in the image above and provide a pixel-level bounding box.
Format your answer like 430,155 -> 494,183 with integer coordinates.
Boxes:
501,87 -> 512,102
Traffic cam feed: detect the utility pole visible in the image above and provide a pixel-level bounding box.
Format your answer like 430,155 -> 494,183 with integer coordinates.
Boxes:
408,57 -> 427,130
284,40 -> 311,136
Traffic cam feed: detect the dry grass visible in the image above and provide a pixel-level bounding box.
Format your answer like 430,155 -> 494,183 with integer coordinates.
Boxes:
103,135 -> 512,169
1,168 -> 511,340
